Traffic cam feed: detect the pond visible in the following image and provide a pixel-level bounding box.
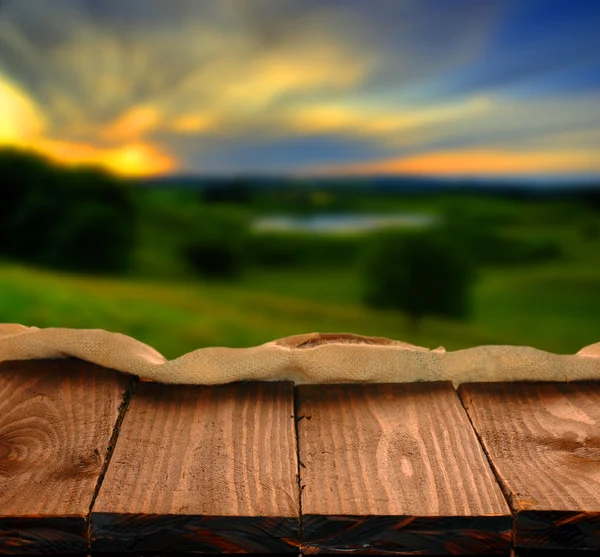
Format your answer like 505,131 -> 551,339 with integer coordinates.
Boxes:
252,213 -> 439,234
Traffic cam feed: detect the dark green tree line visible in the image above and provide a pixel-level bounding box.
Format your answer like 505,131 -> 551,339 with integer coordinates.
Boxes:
0,148 -> 136,273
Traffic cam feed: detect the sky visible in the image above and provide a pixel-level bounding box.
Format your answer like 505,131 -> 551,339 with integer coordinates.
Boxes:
0,0 -> 599,179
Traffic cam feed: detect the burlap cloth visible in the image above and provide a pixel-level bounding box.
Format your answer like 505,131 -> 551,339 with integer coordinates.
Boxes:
1,324 -> 599,385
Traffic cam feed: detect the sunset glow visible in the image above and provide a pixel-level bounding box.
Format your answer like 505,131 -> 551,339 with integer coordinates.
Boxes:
0,77 -> 45,143
35,139 -> 176,177
0,76 -> 172,176
311,148 -> 600,177
0,0 -> 598,178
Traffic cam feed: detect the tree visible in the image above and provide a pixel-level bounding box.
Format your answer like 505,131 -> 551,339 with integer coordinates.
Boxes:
202,178 -> 253,204
183,206 -> 250,279
44,166 -> 137,273
361,229 -> 476,330
0,148 -> 137,273
581,214 -> 600,241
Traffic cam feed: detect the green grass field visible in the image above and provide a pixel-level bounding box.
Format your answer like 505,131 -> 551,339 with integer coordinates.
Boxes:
1,237 -> 598,359
0,262 -> 496,359
3,150 -> 598,360
2,183 -> 598,359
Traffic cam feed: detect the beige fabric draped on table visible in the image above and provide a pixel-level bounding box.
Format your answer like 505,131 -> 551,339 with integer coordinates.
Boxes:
0,324 -> 599,385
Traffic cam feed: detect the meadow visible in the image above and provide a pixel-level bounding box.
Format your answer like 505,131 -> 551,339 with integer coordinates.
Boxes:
1,168 -> 598,359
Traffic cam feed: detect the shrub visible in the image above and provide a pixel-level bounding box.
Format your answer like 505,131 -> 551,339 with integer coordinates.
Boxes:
41,202 -> 136,273
581,216 -> 600,241
361,229 -> 476,329
183,206 -> 250,279
247,232 -> 361,268
440,220 -> 562,266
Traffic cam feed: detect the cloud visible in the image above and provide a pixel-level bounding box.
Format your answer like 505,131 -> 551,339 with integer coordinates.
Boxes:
170,114 -> 219,135
0,0 -> 375,114
316,93 -> 599,150
296,91 -> 600,177
0,74 -> 46,143
100,105 -> 161,142
33,139 -> 176,177
0,0 -> 598,176
0,0 -> 378,174
278,96 -> 494,143
406,94 -> 600,152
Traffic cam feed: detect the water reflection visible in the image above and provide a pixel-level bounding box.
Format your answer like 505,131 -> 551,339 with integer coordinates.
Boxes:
253,213 -> 439,234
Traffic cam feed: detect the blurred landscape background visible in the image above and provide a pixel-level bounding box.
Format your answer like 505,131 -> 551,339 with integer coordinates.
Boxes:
1,0 -> 599,358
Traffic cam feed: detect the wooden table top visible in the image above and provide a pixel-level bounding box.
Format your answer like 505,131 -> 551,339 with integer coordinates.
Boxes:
1,359 -> 600,556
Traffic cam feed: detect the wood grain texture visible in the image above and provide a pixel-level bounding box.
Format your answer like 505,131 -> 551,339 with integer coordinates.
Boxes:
459,381 -> 600,552
296,382 -> 511,555
0,359 -> 132,554
91,381 -> 299,553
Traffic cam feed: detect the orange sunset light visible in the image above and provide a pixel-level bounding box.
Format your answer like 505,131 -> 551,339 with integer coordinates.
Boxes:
1,76 -> 174,177
35,140 -> 176,177
0,77 -> 46,143
101,105 -> 161,143
312,148 -> 600,177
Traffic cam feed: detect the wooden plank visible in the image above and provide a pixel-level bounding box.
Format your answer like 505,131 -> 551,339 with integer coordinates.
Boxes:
459,381 -> 600,552
296,382 -> 512,555
91,381 -> 299,554
0,359 -> 132,554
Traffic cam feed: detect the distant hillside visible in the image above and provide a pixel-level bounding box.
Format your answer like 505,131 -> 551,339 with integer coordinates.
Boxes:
134,173 -> 600,202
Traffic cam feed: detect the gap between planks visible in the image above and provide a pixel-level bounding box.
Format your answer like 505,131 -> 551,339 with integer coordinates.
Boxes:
90,381 -> 300,554
6,358 -> 566,556
458,382 -> 600,553
95,380 -> 600,555
86,377 -> 139,554
70,378 -> 600,554
85,378 -> 516,555
295,382 -> 512,555
0,359 -> 134,555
